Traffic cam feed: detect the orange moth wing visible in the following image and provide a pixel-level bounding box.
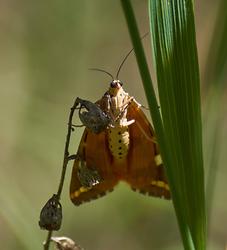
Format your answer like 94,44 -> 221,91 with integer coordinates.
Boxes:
70,129 -> 118,206
125,101 -> 170,199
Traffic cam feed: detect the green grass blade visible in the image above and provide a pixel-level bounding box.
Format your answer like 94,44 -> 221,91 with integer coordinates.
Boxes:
121,1 -> 206,249
149,1 -> 206,249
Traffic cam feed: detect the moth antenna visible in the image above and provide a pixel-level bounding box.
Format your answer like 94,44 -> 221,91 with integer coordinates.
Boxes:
89,68 -> 114,81
115,48 -> 134,80
115,32 -> 149,79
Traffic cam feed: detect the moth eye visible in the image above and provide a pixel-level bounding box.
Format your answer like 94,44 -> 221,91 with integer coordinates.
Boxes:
110,80 -> 123,88
110,81 -> 116,88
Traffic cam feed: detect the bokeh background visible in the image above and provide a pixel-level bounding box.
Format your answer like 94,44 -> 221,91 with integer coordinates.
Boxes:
0,0 -> 226,249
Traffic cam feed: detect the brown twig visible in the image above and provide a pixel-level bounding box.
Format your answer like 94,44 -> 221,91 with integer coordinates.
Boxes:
43,99 -> 78,250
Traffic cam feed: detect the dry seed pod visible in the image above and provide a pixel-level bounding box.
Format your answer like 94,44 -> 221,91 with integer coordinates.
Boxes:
77,158 -> 102,188
39,194 -> 62,231
75,97 -> 111,134
51,236 -> 83,250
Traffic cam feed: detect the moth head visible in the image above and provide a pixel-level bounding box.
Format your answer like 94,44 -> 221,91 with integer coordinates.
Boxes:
109,79 -> 123,96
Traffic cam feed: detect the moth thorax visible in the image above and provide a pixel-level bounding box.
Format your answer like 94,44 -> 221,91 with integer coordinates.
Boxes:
109,89 -> 128,118
108,126 -> 130,160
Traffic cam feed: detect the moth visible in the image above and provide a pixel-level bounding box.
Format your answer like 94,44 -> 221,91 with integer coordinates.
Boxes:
70,52 -> 170,206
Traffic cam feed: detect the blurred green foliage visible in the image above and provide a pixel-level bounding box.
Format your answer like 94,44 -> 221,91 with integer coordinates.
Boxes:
0,1 -> 226,250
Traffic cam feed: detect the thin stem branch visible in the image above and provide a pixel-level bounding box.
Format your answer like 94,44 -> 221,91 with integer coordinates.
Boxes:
56,100 -> 78,198
43,99 -> 78,250
44,231 -> 53,250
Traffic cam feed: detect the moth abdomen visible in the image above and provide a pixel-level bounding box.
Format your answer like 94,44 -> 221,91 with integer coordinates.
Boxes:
108,126 -> 130,160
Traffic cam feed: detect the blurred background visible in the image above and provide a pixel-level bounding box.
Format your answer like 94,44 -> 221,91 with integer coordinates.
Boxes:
0,0 -> 226,249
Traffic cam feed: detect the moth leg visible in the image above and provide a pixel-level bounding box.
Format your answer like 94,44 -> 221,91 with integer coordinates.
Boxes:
114,97 -> 134,122
140,105 -> 160,110
70,124 -> 84,132
135,122 -> 157,143
67,154 -> 77,161
128,98 -> 157,143
120,96 -> 135,111
141,105 -> 149,110
121,119 -> 135,126
130,98 -> 160,112
71,124 -> 85,128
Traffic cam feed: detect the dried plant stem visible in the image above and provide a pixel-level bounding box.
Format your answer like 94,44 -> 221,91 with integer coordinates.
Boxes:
43,99 -> 78,250
44,231 -> 52,250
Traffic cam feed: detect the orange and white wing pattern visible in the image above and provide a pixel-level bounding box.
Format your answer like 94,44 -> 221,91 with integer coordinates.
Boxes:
70,129 -> 119,206
125,100 -> 171,199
